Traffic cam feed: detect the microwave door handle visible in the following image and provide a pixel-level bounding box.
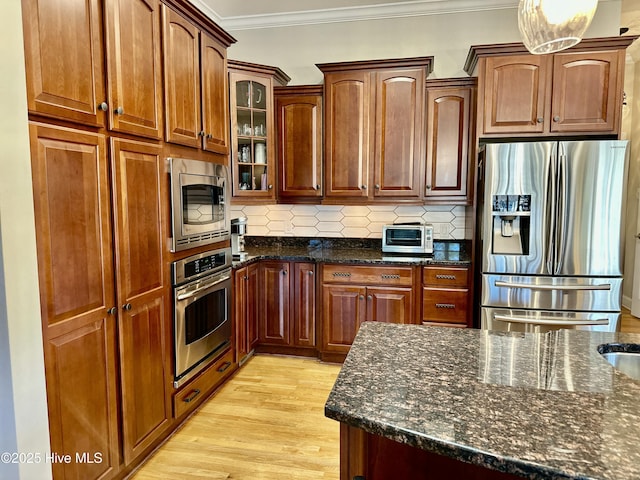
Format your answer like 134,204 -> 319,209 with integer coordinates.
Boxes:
494,281 -> 611,291
493,314 -> 609,326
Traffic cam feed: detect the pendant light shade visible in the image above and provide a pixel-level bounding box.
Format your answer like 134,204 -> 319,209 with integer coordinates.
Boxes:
518,0 -> 599,54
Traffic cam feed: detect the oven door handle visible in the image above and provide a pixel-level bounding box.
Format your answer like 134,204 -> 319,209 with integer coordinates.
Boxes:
493,314 -> 610,326
176,273 -> 230,301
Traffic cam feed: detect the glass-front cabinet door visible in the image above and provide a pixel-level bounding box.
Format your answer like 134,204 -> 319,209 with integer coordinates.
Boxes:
229,72 -> 274,199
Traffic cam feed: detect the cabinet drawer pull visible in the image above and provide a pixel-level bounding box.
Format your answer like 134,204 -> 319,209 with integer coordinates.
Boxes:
183,389 -> 201,403
435,274 -> 456,280
332,272 -> 351,277
381,274 -> 401,279
217,361 -> 232,373
435,303 -> 456,309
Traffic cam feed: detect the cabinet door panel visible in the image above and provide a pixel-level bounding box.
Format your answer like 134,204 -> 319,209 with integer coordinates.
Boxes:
324,72 -> 369,197
111,138 -> 170,463
105,0 -> 162,138
234,267 -> 249,363
367,287 -> 413,324
277,94 -> 323,198
259,262 -> 290,345
247,262 -> 260,350
162,5 -> 200,147
482,55 -> 551,135
373,70 -> 424,198
426,87 -> 470,200
551,51 -> 621,133
22,0 -> 105,126
293,263 -> 316,347
29,123 -> 119,477
201,34 -> 230,154
422,288 -> 468,324
322,285 -> 365,352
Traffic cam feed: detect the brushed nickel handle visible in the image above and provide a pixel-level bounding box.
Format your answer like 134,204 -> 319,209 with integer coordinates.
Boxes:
375,184 -> 380,189
359,295 -> 364,300
436,274 -> 457,280
332,272 -> 351,277
361,184 -> 367,190
367,295 -> 372,301
207,133 -> 213,139
123,303 -> 132,311
553,116 -> 560,122
107,307 -> 117,315
536,117 -> 543,123
435,303 -> 456,309
115,106 -> 124,115
308,270 -> 314,275
381,274 -> 401,279
198,131 -> 205,137
98,102 -> 108,111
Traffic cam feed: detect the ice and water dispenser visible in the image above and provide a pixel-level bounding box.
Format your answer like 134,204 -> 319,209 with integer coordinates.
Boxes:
491,195 -> 531,255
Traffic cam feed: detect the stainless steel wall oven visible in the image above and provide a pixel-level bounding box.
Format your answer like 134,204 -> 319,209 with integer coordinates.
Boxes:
172,247 -> 232,388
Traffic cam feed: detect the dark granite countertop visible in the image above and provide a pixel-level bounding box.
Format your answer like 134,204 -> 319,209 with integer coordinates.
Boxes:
325,322 -> 640,480
232,236 -> 471,268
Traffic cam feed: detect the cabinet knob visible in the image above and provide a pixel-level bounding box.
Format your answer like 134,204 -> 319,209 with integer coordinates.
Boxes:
282,269 -> 287,276
361,185 -> 367,190
359,295 -> 364,300
315,184 -> 320,190
244,275 -> 248,280
536,117 -> 543,123
207,133 -> 213,139
367,295 -> 372,301
107,307 -> 117,315
98,102 -> 108,111
123,303 -> 132,311
308,270 -> 314,275
115,106 -> 124,115
426,185 -> 432,190
375,184 -> 380,190
198,131 -> 205,137
553,116 -> 560,122
268,184 -> 273,190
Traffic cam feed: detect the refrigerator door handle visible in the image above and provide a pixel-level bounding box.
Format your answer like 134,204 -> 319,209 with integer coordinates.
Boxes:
546,148 -> 558,274
493,314 -> 610,326
494,280 -> 612,291
554,148 -> 568,274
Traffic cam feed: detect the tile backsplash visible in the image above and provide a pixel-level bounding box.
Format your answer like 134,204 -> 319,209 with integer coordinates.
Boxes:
229,204 -> 471,239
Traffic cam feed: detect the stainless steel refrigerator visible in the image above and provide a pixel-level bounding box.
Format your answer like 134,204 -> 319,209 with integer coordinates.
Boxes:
479,140 -> 628,333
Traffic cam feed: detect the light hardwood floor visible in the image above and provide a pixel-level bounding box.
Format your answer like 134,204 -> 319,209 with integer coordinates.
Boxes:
132,313 -> 640,479
131,355 -> 342,479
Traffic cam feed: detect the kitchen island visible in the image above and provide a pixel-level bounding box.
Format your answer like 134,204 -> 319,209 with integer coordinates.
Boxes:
325,322 -> 640,480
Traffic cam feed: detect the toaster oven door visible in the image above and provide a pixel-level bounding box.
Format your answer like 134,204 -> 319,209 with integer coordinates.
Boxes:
383,226 -> 425,254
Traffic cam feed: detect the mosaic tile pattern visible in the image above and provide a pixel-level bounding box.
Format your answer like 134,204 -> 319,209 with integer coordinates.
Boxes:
229,204 -> 470,239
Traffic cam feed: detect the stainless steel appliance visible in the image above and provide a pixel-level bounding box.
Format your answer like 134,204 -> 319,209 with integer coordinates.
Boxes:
382,223 -> 434,255
231,217 -> 248,260
172,247 -> 232,387
169,157 -> 230,252
479,140 -> 628,333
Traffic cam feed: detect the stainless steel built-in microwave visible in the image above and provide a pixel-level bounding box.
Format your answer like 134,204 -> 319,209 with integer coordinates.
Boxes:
169,158 -> 230,252
382,224 -> 434,255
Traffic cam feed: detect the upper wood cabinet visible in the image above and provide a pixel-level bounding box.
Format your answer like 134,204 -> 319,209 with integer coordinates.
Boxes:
22,0 -> 106,126
105,0 -> 163,138
318,58 -> 432,203
274,85 -> 323,200
425,78 -> 477,204
229,60 -> 290,202
162,4 -> 233,152
465,37 -> 636,137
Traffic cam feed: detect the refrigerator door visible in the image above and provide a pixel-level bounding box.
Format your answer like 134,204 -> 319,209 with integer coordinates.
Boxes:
482,142 -> 556,275
481,307 -> 620,333
555,141 -> 628,276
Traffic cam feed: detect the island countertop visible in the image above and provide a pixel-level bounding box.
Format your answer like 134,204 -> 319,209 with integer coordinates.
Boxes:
325,322 -> 640,480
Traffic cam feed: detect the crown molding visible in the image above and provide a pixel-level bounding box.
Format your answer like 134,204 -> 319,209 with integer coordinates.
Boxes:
215,0 -> 520,31
187,0 -> 223,25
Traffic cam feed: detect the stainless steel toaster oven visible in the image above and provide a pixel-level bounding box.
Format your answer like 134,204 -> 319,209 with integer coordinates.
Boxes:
382,224 -> 434,255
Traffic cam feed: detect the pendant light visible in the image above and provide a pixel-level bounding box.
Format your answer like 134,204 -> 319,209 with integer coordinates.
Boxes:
518,0 -> 599,54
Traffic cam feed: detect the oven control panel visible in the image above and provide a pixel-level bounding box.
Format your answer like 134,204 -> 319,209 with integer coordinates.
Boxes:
172,247 -> 232,286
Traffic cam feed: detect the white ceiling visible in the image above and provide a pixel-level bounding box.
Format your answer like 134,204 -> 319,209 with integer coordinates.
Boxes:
191,0 -> 522,30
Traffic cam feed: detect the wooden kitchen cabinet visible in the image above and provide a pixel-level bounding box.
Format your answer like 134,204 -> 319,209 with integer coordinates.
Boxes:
422,265 -> 470,327
321,264 -> 415,359
162,5 -> 232,152
229,61 -> 290,201
274,85 -> 323,200
105,0 -> 163,139
465,37 -> 635,137
425,78 -> 477,204
318,58 -> 432,203
22,0 -> 106,126
234,262 -> 259,366
110,138 -> 171,463
258,261 -> 317,351
29,124 -> 173,479
29,123 -> 120,479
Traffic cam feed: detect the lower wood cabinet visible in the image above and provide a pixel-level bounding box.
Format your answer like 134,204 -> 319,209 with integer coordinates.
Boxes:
258,260 -> 317,353
321,264 -> 416,359
234,262 -> 259,365
422,265 -> 471,327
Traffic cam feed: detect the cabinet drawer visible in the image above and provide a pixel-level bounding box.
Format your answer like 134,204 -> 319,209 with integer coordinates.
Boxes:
173,347 -> 235,418
323,264 -> 414,286
423,266 -> 469,288
422,287 -> 468,324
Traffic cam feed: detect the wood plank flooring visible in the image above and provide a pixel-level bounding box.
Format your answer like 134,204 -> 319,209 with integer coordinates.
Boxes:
130,355 -> 342,480
132,313 -> 640,479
